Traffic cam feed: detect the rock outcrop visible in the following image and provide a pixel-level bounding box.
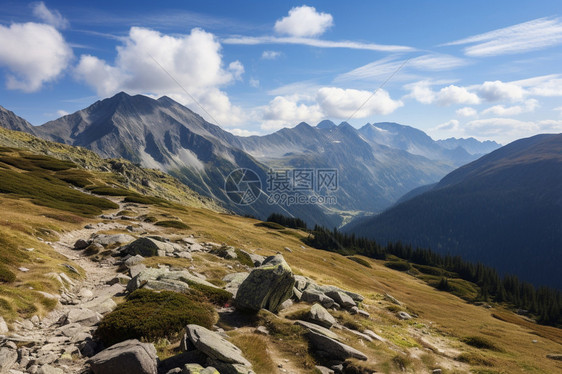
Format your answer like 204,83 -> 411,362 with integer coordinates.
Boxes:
88,339 -> 158,374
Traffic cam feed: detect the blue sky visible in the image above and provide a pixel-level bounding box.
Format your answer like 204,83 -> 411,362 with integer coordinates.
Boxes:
1,0 -> 562,143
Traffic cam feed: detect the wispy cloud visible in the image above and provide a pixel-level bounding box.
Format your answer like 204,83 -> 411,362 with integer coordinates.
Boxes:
261,50 -> 281,60
336,53 -> 468,82
443,17 -> 562,57
222,35 -> 414,52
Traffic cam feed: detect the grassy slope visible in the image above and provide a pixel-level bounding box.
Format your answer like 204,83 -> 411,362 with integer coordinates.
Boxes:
142,203 -> 562,374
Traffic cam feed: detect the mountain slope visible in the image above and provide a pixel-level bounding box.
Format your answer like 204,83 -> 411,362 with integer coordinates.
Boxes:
347,134 -> 562,288
437,136 -> 501,155
0,105 -> 37,135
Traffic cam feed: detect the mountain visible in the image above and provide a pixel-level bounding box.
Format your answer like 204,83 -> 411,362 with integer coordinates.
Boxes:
21,92 -> 337,226
0,105 -> 37,135
437,137 -> 501,155
346,133 -> 562,288
238,121 -> 452,215
359,122 -> 479,166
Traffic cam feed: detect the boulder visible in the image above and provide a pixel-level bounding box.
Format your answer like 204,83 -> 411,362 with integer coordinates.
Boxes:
0,316 -> 8,334
122,237 -> 174,257
124,255 -> 145,267
248,253 -> 265,267
294,320 -> 339,340
397,311 -> 412,320
223,273 -> 249,297
185,325 -> 251,367
234,255 -> 295,312
206,359 -> 253,374
0,347 -> 18,373
306,331 -> 368,361
107,274 -> 132,286
93,234 -> 135,248
88,339 -> 158,374
63,308 -> 102,326
309,303 -> 336,328
313,285 -> 364,303
129,264 -> 147,278
126,267 -> 168,292
73,239 -> 90,250
301,289 -> 336,309
325,290 -> 356,309
363,329 -> 387,343
37,365 -> 64,374
315,366 -> 334,374
546,353 -> 562,361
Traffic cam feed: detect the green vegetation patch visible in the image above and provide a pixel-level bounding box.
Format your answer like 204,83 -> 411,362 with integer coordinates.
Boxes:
0,265 -> 16,283
96,289 -> 216,346
182,279 -> 233,306
0,168 -> 118,216
254,221 -> 285,230
234,248 -> 254,267
154,220 -> 190,229
384,260 -> 411,271
462,336 -> 502,351
347,256 -> 372,268
54,169 -> 92,187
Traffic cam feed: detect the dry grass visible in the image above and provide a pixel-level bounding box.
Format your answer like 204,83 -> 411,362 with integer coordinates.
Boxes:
229,333 -> 277,373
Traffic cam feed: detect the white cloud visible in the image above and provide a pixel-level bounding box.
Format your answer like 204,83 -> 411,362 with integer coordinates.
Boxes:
249,78 -> 259,88
436,85 -> 480,106
512,74 -> 562,97
433,119 -> 460,132
32,2 -> 69,29
0,22 -> 73,92
478,80 -> 526,102
443,17 -> 562,57
261,95 -> 323,130
261,50 -> 281,60
75,27 -> 244,125
316,87 -> 403,118
56,109 -> 69,117
404,80 -> 436,104
482,99 -> 538,116
554,106 -> 562,115
229,128 -> 260,137
222,35 -> 414,52
456,107 -> 477,117
274,5 -> 333,37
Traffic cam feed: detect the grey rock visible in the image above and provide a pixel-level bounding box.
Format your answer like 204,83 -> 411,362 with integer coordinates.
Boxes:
122,237 -> 173,257
234,255 -> 295,313
206,359 -> 253,374
292,288 -> 302,301
0,347 -> 18,373
62,308 -> 102,326
185,325 -> 251,367
82,296 -> 118,315
432,369 -> 442,374
546,353 -> 562,361
362,329 -> 386,343
384,293 -> 401,305
294,320 -> 339,340
93,234 -> 135,247
73,239 -> 90,250
124,254 -> 145,267
397,311 -> 412,320
358,309 -> 370,318
129,264 -> 147,278
306,331 -> 368,361
0,317 -> 8,334
342,327 -> 373,342
315,366 -> 334,374
313,285 -> 364,303
293,275 -> 312,291
248,253 -> 265,267
106,274 -> 132,286
175,251 -> 193,260
181,364 -> 205,374
278,299 -> 293,311
255,326 -> 269,335
301,289 -> 336,309
126,267 -> 168,292
349,306 -> 359,315
88,339 -> 157,374
325,291 -> 356,309
143,279 -> 190,293
37,365 -> 63,374
309,303 -> 336,328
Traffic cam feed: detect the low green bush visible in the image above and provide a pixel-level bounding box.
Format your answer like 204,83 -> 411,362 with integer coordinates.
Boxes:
347,256 -> 372,268
234,248 -> 254,267
384,261 -> 411,271
124,195 -> 163,205
461,336 -> 501,351
87,185 -> 135,196
183,279 -> 232,306
154,220 -> 190,229
254,221 -> 285,230
96,289 -> 215,346
0,265 -> 16,283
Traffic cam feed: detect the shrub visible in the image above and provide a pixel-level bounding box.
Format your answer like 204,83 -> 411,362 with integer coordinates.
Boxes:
86,185 -> 135,196
347,256 -> 372,268
0,265 -> 16,283
384,261 -> 411,271
456,352 -> 494,366
183,279 -> 232,306
54,169 -> 92,187
254,221 -> 285,230
155,220 -> 190,229
461,336 -> 501,351
124,195 -> 163,205
96,289 -> 215,346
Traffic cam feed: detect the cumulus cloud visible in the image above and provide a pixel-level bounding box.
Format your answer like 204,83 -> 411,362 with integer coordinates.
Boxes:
32,2 -> 69,29
443,17 -> 562,56
0,22 -> 73,92
249,78 -> 259,88
478,80 -> 526,102
56,109 -> 69,117
75,27 -> 244,125
261,50 -> 281,60
482,99 -> 538,116
261,95 -> 323,130
406,81 -> 480,106
274,5 -> 333,37
316,87 -> 403,118
456,107 -> 477,117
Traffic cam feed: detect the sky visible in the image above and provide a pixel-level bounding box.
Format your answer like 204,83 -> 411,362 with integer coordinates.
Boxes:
1,1 -> 562,144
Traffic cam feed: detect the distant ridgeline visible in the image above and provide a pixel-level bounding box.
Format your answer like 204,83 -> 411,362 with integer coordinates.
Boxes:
270,214 -> 561,327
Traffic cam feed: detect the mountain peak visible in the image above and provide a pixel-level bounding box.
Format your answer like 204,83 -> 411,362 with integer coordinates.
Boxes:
316,120 -> 336,129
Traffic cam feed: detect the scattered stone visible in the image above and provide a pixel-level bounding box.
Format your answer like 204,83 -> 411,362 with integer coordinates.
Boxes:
294,320 -> 339,340
255,326 -> 269,335
185,325 -> 251,367
124,254 -> 145,268
306,331 -> 368,361
92,234 -> 135,248
546,353 -> 562,361
363,329 -> 386,343
234,255 -> 295,313
82,297 -> 117,315
18,267 -> 29,272
223,272 -> 249,297
301,289 -> 336,309
122,237 -> 174,257
129,264 -> 146,278
0,347 -> 18,372
432,369 -> 442,374
283,247 -> 292,253
175,251 -> 192,260
396,311 -> 412,320
0,317 -> 8,334
278,299 -> 293,311
325,290 -> 356,309
107,274 -> 132,286
384,293 -> 401,305
358,309 -> 370,318
79,288 -> 94,300
37,365 -> 63,374
315,366 -> 334,374
62,308 -> 102,327
73,239 -> 90,250
248,253 -> 265,267
309,303 -> 336,328
61,264 -> 79,275
342,327 -> 373,342
88,339 -> 158,374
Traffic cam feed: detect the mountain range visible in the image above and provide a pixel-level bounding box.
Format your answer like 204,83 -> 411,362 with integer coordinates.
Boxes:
346,133 -> 562,288
0,92 -> 499,226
